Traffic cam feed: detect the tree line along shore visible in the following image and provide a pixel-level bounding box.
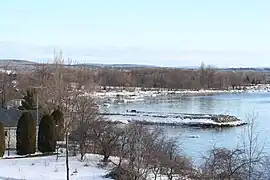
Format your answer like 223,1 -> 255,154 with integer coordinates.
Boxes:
1,59 -> 269,107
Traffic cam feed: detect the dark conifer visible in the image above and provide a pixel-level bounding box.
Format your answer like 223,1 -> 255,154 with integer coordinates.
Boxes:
0,121 -> 5,157
16,112 -> 36,155
51,108 -> 64,141
38,114 -> 56,153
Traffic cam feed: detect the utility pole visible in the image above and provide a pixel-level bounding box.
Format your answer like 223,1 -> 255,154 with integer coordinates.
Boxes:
37,95 -> 39,123
30,85 -> 44,122
5,107 -> 11,156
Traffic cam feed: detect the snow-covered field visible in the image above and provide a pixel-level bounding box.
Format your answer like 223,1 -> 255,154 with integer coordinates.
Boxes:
0,151 -> 190,180
0,152 -> 112,180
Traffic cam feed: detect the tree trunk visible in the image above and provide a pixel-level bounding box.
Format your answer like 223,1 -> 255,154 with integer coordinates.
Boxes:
80,143 -> 84,161
103,154 -> 110,162
65,133 -> 69,180
154,171 -> 158,180
56,145 -> 59,161
118,157 -> 123,167
102,149 -> 110,162
8,126 -> 10,156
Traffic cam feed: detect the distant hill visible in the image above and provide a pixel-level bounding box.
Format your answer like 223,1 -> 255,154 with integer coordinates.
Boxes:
76,63 -> 159,69
0,59 -> 269,73
0,59 -> 37,65
0,59 -> 38,72
218,67 -> 270,72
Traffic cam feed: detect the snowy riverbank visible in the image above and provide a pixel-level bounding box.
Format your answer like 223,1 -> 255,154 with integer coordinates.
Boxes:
90,84 -> 270,103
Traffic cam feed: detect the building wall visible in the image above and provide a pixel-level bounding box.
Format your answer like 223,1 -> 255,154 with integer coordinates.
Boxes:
4,127 -> 39,150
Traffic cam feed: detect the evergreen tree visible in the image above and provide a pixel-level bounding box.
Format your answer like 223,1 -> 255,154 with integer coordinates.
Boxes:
38,114 -> 56,153
245,76 -> 250,84
0,121 -> 5,157
51,108 -> 64,141
16,112 -> 36,155
19,89 -> 37,110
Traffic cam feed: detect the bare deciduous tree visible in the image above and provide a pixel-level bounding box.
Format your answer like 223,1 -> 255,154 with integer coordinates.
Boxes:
0,62 -> 19,108
201,147 -> 246,180
69,95 -> 101,161
61,90 -> 81,180
46,51 -> 81,180
92,120 -> 123,162
242,112 -> 265,180
201,112 -> 266,180
108,124 -> 195,180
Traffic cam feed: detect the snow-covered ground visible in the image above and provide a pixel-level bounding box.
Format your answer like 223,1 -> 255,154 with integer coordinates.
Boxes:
0,69 -> 16,75
2,151 -> 43,159
0,151 -> 191,180
0,151 -> 112,180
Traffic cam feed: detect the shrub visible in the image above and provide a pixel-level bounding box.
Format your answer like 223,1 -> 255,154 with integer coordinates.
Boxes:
0,121 -> 5,157
51,108 -> 64,141
38,114 -> 56,153
16,112 -> 36,155
105,166 -> 141,180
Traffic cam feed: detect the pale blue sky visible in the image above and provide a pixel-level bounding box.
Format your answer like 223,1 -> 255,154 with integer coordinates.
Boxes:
0,0 -> 269,67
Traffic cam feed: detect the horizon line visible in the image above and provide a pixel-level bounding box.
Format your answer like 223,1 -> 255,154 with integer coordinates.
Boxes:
0,58 -> 269,69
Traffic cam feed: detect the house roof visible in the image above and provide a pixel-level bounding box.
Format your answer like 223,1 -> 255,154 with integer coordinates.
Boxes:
0,108 -> 40,127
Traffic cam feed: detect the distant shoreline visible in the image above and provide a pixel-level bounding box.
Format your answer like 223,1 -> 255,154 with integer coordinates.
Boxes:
90,84 -> 270,102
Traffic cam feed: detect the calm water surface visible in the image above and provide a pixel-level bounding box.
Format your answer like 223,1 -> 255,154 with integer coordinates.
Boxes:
102,92 -> 270,164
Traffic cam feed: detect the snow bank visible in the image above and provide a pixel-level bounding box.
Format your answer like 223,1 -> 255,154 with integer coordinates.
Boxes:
245,84 -> 270,92
3,151 -> 43,159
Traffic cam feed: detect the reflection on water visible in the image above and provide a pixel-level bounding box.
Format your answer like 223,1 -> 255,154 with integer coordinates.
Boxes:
197,96 -> 215,113
103,92 -> 270,164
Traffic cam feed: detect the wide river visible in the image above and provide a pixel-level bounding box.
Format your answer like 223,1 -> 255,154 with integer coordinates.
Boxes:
101,92 -> 270,165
